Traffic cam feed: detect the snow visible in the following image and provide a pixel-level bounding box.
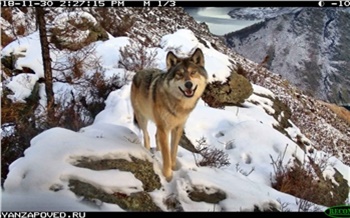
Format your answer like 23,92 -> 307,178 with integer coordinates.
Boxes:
1,32 -> 44,78
5,74 -> 39,103
160,29 -> 232,82
54,11 -> 98,27
1,23 -> 349,212
94,37 -> 131,69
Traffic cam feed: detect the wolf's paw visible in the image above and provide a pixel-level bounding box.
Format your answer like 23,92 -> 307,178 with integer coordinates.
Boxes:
171,159 -> 181,171
150,147 -> 157,154
163,168 -> 173,182
165,175 -> 173,182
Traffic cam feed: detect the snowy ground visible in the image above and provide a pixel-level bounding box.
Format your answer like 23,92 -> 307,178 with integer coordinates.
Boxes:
1,20 -> 349,212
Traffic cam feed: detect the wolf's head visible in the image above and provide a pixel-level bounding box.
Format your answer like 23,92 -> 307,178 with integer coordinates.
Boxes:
165,48 -> 208,100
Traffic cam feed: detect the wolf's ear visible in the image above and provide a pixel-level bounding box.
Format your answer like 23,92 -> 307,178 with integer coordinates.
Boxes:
166,51 -> 179,70
191,48 -> 205,67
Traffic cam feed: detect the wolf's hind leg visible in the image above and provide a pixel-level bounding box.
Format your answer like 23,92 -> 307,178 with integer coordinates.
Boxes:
170,126 -> 183,171
134,114 -> 150,150
155,133 -> 161,151
143,128 -> 150,151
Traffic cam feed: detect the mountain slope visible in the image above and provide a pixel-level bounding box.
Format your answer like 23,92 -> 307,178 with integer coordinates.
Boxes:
225,8 -> 350,106
228,7 -> 302,20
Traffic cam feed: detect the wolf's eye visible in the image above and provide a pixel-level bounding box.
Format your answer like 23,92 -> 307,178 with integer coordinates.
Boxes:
190,71 -> 197,76
176,72 -> 184,78
176,69 -> 185,78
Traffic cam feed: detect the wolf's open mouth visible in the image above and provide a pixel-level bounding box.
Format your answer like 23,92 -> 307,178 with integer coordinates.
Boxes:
179,85 -> 197,98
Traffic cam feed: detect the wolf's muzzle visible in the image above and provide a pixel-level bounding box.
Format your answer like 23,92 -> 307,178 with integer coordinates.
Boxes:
179,81 -> 197,98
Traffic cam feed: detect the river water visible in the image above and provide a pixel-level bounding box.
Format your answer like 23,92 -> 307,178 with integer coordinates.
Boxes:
184,7 -> 261,36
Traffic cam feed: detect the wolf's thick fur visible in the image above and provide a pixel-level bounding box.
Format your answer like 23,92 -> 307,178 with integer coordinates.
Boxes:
130,48 -> 208,181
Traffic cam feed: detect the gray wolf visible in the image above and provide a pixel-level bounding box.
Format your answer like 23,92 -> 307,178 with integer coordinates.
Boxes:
130,48 -> 208,182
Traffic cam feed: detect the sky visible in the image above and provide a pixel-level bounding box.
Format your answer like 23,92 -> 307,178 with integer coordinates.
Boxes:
1,11 -> 349,212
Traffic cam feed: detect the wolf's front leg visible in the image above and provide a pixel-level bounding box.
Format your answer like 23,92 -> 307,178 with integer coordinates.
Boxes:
170,126 -> 183,171
156,128 -> 172,182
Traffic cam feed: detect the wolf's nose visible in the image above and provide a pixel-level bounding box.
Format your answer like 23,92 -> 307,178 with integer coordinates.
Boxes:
185,81 -> 193,89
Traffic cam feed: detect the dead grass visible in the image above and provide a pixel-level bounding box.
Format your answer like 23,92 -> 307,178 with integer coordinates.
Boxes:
318,100 -> 350,125
1,31 -> 14,47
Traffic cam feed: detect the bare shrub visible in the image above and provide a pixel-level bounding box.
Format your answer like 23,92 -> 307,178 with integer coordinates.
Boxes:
70,56 -> 84,79
118,41 -> 158,72
270,145 -> 348,207
1,8 -> 37,47
276,198 -> 291,212
1,86 -> 42,187
1,123 -> 40,186
198,147 -> 231,168
295,198 -> 322,212
193,137 -> 231,169
80,71 -> 124,118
